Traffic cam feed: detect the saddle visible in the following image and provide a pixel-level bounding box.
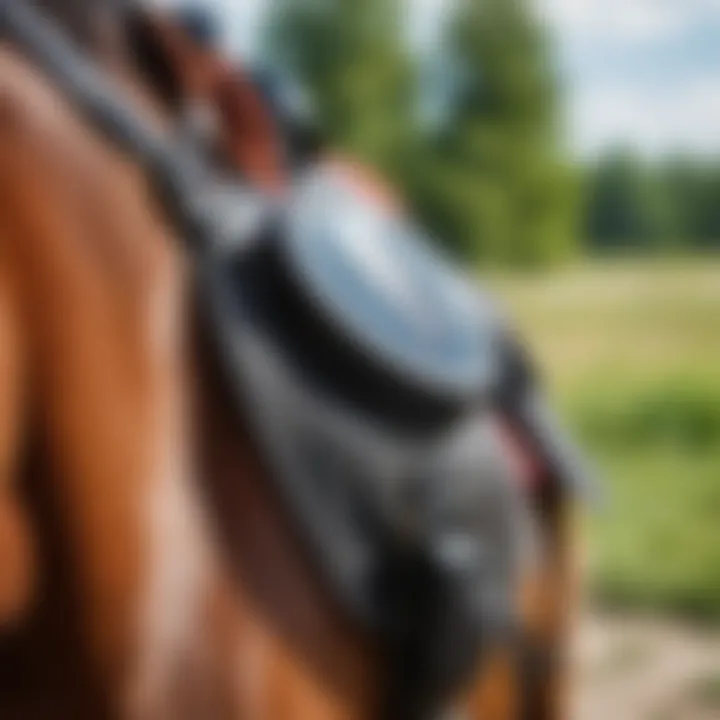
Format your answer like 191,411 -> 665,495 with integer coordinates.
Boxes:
1,2 -> 595,717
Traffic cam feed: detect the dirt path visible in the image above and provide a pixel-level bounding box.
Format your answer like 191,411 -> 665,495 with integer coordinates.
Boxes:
572,613 -> 720,720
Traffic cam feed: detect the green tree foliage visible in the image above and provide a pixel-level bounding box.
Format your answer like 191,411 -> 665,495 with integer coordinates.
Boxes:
264,0 -> 578,268
264,1 -> 720,264
265,0 -> 415,181
663,159 -> 720,248
583,150 -> 671,251
584,151 -> 720,253
408,0 -> 578,267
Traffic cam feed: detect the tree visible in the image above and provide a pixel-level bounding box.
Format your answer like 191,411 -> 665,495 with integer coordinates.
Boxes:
264,0 -> 578,268
666,161 -> 720,248
264,0 -> 415,181
406,0 -> 579,266
584,152 -> 720,254
584,150 -> 667,251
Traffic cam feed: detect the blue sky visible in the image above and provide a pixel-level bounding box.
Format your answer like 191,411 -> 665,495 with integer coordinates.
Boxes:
159,0 -> 720,159
538,0 -> 720,158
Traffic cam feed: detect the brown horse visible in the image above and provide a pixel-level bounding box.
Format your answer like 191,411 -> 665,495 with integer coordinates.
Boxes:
0,2 -> 579,718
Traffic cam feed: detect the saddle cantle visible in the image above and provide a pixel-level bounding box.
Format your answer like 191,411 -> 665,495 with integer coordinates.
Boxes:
1,1 -> 595,716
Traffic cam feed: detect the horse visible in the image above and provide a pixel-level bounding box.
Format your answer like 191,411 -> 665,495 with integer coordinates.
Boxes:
0,2 -> 582,718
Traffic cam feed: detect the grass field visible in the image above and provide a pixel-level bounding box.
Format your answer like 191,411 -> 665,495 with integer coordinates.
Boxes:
491,259 -> 720,621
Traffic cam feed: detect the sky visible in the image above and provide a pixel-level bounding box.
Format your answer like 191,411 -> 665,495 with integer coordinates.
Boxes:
537,0 -> 720,158
161,0 -> 720,160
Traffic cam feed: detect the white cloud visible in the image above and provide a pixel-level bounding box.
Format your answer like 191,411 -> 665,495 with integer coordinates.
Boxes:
571,77 -> 720,156
539,0 -> 720,156
408,0 -> 456,50
539,0 -> 720,45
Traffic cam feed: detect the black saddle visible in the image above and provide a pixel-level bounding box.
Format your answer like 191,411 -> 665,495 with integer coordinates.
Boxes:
198,152 -> 527,715
0,2 -> 595,717
203,164 -> 527,712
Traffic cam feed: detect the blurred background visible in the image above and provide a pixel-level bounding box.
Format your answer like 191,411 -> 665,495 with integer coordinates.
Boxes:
165,0 -> 720,716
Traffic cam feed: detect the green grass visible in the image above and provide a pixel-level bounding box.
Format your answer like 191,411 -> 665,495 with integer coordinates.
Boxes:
686,672 -> 720,713
492,258 -> 720,621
